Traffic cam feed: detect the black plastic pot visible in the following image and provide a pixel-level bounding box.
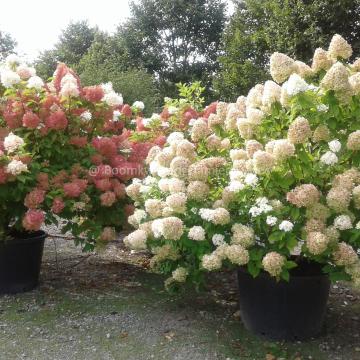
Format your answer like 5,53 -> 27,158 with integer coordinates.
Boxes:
237,261 -> 330,341
0,230 -> 46,294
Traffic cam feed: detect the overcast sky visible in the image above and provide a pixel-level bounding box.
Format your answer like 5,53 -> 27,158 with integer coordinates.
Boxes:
0,0 -> 131,60
1,0 -> 234,61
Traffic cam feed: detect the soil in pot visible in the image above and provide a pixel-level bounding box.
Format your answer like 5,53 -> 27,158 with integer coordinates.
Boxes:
0,230 -> 46,294
237,259 -> 330,341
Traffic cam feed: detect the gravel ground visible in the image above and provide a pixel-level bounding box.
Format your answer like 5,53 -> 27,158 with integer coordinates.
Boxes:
0,232 -> 359,360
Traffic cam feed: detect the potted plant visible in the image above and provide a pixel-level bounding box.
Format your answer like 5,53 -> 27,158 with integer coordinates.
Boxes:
123,34 -> 360,340
0,55 -> 155,292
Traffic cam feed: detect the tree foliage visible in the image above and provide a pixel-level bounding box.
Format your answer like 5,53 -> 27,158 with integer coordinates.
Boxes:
215,0 -> 360,101
0,30 -> 17,61
119,0 -> 227,99
35,21 -> 98,79
78,34 -> 160,114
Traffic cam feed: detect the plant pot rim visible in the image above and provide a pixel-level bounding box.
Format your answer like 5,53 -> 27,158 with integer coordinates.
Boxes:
1,230 -> 47,245
238,262 -> 328,281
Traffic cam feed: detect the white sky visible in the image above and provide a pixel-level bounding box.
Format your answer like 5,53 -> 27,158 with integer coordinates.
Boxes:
0,0 -> 234,61
0,0 -> 131,60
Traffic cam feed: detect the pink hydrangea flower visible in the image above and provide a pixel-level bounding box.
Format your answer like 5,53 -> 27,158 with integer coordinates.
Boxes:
51,197 -> 65,214
111,179 -> 126,198
22,111 -> 40,129
95,178 -> 112,192
100,191 -> 116,207
45,110 -> 68,130
24,188 -> 45,209
91,154 -> 103,165
100,227 -> 116,241
121,104 -> 132,117
22,210 -> 45,231
69,136 -> 87,148
83,86 -> 104,103
92,137 -> 117,158
63,182 -> 82,198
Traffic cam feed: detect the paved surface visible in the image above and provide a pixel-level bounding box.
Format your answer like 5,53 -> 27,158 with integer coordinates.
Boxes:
0,236 -> 359,360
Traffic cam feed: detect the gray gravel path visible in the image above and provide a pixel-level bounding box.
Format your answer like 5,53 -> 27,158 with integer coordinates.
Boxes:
0,235 -> 359,360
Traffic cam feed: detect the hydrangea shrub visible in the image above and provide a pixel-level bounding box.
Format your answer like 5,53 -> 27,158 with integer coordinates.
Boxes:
124,34 -> 360,290
0,55 -> 154,249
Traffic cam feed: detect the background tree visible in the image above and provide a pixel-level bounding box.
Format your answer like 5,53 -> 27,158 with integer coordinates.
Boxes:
35,21 -> 98,79
119,0 -> 227,100
0,30 -> 17,61
78,33 -> 160,114
215,0 -> 360,101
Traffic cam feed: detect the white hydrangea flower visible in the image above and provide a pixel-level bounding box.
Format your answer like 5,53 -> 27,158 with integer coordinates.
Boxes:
139,185 -> 151,194
283,74 -> 309,96
279,220 -> 294,232
320,151 -> 338,166
60,80 -> 80,97
101,82 -> 113,93
168,178 -> 186,193
316,104 -> 329,112
334,215 -> 353,230
290,240 -> 304,256
80,111 -> 92,121
199,208 -> 213,221
143,176 -> 157,186
244,173 -> 259,187
249,206 -> 262,217
16,64 -> 36,79
158,178 -> 169,192
172,267 -> 188,282
1,69 -> 21,88
133,209 -> 147,223
149,161 -> 160,176
5,54 -> 21,67
151,219 -> 163,238
167,106 -> 178,115
230,170 -> 244,182
167,132 -> 184,145
133,101 -> 145,110
257,197 -> 273,212
4,133 -> 24,153
266,216 -> 278,226
27,76 -> 44,90
249,198 -> 273,217
157,166 -> 171,178
124,230 -> 147,250
356,221 -> 360,230
328,139 -> 341,153
151,113 -> 161,121
102,91 -> 123,106
112,110 -> 121,122
189,118 -> 197,126
212,234 -> 226,246
188,226 -> 206,241
199,208 -> 231,225
256,197 -> 270,206
228,181 -> 245,192
142,118 -> 151,127
60,73 -> 77,87
5,160 -> 28,175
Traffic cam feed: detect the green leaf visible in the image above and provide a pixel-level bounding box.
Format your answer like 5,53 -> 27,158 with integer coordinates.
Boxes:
286,236 -> 298,252
329,272 -> 351,282
281,269 -> 290,282
285,260 -> 297,270
268,231 -> 282,244
247,261 -> 261,278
